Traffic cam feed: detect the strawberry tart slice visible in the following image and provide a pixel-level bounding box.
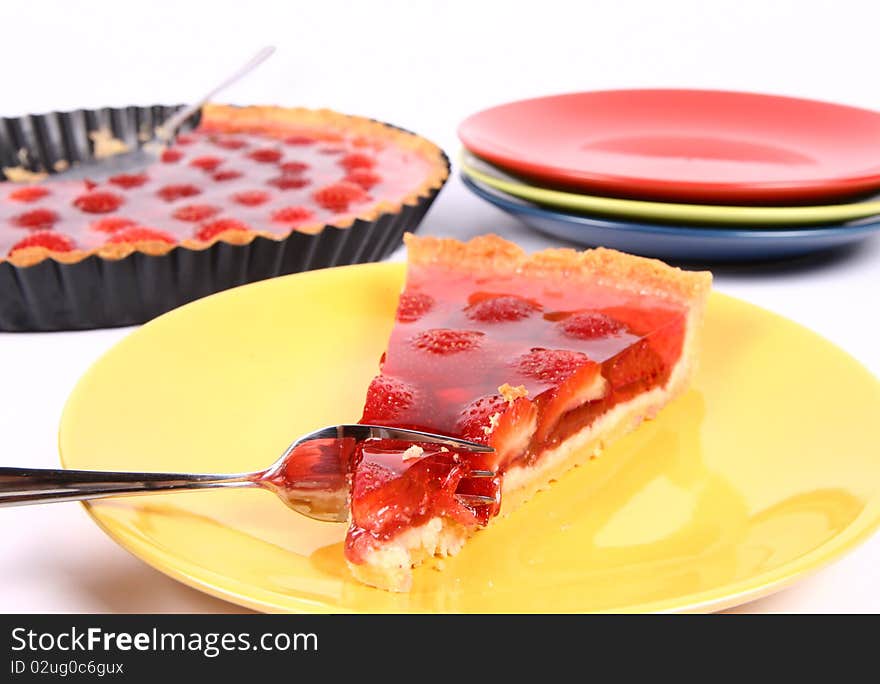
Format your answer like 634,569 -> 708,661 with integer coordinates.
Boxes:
345,233 -> 712,591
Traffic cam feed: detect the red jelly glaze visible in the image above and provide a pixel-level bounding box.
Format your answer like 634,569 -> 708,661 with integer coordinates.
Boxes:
1,126 -> 432,257
345,259 -> 687,562
346,440 -> 501,562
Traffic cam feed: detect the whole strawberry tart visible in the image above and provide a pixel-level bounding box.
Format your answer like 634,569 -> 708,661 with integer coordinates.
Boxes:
1,105 -> 448,266
0,104 -> 448,330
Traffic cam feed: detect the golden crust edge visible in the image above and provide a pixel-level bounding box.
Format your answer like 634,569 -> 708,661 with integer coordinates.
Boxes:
404,233 -> 712,305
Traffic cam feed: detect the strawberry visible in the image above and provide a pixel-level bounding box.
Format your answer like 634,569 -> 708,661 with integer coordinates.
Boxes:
600,305 -> 678,337
533,360 -> 605,444
351,457 -> 397,501
344,169 -> 381,189
108,173 -> 149,189
280,161 -> 309,174
247,147 -> 283,163
212,169 -> 242,182
156,184 -> 201,202
603,339 -> 668,393
231,190 -> 270,207
339,152 -> 376,171
8,231 -> 74,256
267,175 -> 310,190
89,216 -> 136,233
284,135 -> 315,146
7,186 -> 50,202
174,133 -> 196,145
270,206 -> 314,223
487,397 -> 538,468
172,204 -> 219,222
456,392 -> 538,470
11,208 -> 59,230
211,136 -> 247,150
410,328 -> 484,355
361,375 -> 417,423
349,446 -> 476,538
73,191 -> 124,214
601,305 -> 686,369
456,394 -> 509,443
189,156 -> 223,172
515,348 -> 591,384
195,218 -> 251,241
312,181 -> 368,211
396,292 -> 434,323
160,148 -> 183,163
558,311 -> 625,340
107,226 -> 177,245
465,294 -> 540,323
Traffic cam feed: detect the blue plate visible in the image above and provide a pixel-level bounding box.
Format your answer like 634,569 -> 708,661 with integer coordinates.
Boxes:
461,174 -> 880,262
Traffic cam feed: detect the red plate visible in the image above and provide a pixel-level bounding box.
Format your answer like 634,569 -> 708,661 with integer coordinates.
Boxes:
458,89 -> 880,205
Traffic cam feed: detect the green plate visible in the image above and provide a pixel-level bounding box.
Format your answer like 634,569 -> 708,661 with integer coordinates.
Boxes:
460,151 -> 880,227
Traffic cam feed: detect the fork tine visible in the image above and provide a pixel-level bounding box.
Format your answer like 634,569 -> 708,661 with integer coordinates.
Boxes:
351,424 -> 496,454
293,425 -> 497,476
456,493 -> 497,506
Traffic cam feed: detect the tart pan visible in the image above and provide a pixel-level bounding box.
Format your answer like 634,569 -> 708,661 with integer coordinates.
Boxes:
0,104 -> 448,331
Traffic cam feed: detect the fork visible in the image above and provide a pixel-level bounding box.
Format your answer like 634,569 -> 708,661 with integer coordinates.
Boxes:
50,46 -> 276,182
0,424 -> 496,522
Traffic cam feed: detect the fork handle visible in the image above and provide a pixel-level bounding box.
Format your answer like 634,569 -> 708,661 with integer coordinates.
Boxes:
157,46 -> 276,141
0,467 -> 259,507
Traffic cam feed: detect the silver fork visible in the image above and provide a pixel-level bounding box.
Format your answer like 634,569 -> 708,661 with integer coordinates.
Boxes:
0,425 -> 496,522
50,46 -> 276,182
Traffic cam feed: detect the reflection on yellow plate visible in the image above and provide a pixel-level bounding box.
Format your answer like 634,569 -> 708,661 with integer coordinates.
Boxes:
60,263 -> 880,613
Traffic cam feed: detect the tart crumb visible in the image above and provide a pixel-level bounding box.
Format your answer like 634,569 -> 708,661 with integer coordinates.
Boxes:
401,444 -> 425,461
482,411 -> 502,436
89,128 -> 129,159
499,383 -> 528,402
142,140 -> 165,156
3,166 -> 47,183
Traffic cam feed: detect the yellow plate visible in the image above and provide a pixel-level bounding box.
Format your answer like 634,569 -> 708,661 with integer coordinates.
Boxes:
59,263 -> 880,613
461,151 -> 880,227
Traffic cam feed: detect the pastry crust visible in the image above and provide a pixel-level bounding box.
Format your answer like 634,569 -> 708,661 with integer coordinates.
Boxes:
348,518 -> 469,593
2,106 -> 449,267
404,233 -> 711,305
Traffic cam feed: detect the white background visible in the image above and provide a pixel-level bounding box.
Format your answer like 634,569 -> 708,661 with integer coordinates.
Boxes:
1,0 -> 879,613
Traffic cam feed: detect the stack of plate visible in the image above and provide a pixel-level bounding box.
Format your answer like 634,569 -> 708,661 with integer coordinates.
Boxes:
458,90 -> 880,261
